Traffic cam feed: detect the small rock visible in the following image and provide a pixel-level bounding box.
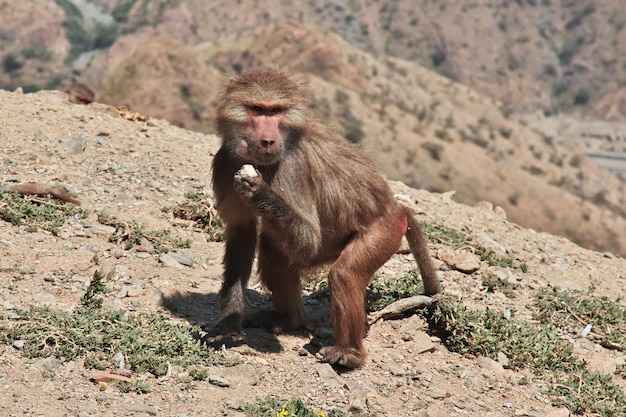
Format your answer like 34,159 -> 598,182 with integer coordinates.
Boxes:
412,331 -> 436,354
33,292 -> 57,306
436,248 -> 480,274
394,193 -> 413,205
429,389 -> 449,400
456,367 -> 474,379
390,365 -> 407,376
209,375 -> 230,387
345,381 -> 367,397
68,135 -> 87,155
487,266 -> 512,281
113,351 -> 126,369
453,251 -> 481,273
40,357 -> 63,379
126,287 -> 144,297
497,352 -> 510,368
494,206 -> 507,219
159,253 -> 183,268
219,363 -> 260,387
13,340 -> 25,349
315,363 -> 344,389
166,252 -> 193,267
400,314 -> 427,334
475,201 -> 493,211
92,225 -> 117,236
348,398 -> 367,414
477,356 -> 504,376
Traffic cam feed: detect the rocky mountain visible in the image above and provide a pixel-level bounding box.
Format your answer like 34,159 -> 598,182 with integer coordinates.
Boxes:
5,0 -> 626,120
1,1 -> 625,256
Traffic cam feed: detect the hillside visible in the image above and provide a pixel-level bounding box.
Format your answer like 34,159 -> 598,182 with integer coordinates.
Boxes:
1,2 -> 626,256
1,88 -> 626,417
3,0 -> 626,121
89,21 -> 626,257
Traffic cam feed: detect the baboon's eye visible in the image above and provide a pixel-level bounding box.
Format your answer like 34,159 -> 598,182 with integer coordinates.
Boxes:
270,107 -> 283,114
251,105 -> 264,113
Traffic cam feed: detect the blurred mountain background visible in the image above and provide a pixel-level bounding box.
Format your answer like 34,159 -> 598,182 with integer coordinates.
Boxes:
2,0 -> 626,256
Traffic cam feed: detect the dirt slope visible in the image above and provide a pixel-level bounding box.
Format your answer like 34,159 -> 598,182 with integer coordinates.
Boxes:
0,90 -> 625,417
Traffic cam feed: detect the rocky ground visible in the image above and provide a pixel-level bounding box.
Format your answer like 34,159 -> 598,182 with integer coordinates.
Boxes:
0,89 -> 625,417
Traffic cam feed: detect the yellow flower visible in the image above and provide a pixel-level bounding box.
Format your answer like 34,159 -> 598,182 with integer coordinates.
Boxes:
318,412 -> 326,417
279,409 -> 289,417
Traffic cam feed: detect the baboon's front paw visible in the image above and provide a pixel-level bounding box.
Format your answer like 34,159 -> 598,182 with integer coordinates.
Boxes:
233,172 -> 265,201
319,346 -> 365,369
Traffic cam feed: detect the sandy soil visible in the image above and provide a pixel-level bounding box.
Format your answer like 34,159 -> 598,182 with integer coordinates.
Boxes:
0,89 -> 625,417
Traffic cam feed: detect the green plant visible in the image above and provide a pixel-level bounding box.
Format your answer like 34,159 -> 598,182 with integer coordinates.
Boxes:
169,192 -> 223,241
21,46 -> 52,61
344,122 -> 365,143
482,272 -> 516,298
115,380 -> 151,394
81,270 -> 111,309
243,396 -> 348,417
367,269 -> 425,312
424,292 -> 626,416
548,369 -> 626,416
533,288 -> 625,350
422,222 -> 527,271
0,306 -> 235,378
0,191 -> 85,235
98,212 -> 191,252
433,298 -> 581,372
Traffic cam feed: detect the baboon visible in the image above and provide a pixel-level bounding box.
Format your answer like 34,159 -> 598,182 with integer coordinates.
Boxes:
208,67 -> 440,368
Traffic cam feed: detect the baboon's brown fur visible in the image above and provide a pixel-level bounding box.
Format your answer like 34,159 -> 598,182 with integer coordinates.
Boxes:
208,67 -> 440,368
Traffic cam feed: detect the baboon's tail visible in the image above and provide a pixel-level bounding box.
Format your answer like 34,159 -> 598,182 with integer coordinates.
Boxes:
403,206 -> 441,295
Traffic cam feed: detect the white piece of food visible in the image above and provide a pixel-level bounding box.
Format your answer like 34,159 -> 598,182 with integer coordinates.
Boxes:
238,164 -> 257,177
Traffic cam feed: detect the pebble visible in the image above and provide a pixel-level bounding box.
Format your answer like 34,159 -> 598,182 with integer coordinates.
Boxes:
400,314 -> 427,334
477,356 -> 505,378
436,248 -> 481,273
412,331 -> 436,354
497,352 -> 510,367
159,253 -> 183,268
314,363 -> 344,389
166,252 -> 193,267
209,375 -> 230,387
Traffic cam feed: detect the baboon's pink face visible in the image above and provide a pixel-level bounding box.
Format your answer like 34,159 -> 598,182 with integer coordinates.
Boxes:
237,104 -> 285,165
